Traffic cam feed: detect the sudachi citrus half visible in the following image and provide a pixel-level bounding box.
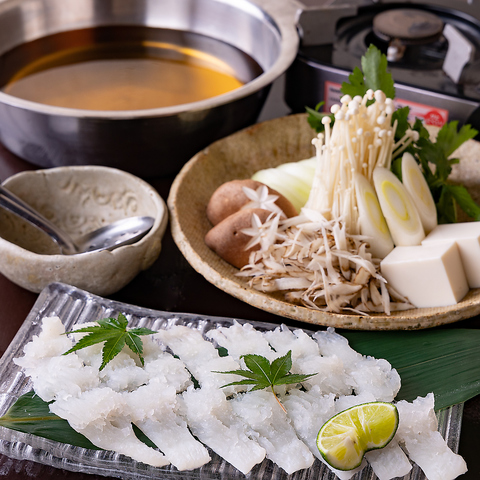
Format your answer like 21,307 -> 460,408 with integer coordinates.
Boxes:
316,401 -> 399,471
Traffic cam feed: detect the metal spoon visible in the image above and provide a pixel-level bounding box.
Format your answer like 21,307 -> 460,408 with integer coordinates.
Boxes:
0,184 -> 155,254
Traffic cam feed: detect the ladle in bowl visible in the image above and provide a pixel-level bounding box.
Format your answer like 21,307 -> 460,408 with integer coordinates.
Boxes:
0,184 -> 155,254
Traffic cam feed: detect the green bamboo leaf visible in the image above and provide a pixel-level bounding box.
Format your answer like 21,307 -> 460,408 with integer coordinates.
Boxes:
0,391 -> 158,451
343,329 -> 480,410
0,391 -> 99,450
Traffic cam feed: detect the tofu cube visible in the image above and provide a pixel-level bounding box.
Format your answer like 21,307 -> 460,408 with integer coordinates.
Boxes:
422,222 -> 480,288
380,243 -> 469,308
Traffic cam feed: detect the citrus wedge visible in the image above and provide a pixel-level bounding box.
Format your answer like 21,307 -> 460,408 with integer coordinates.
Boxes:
316,402 -> 399,471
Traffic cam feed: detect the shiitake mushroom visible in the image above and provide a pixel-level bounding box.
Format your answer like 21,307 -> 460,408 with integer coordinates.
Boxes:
206,179 -> 297,226
205,208 -> 272,269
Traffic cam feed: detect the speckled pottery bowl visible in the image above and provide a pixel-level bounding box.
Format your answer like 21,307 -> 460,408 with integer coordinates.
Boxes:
168,114 -> 480,330
0,166 -> 168,295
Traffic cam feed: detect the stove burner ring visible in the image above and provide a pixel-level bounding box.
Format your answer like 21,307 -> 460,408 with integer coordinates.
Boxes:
373,9 -> 444,45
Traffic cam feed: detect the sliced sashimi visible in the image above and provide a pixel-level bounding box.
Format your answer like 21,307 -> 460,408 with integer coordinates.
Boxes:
206,320 -> 277,361
50,387 -> 169,467
231,390 -> 314,474
125,379 -> 210,471
182,386 -> 266,474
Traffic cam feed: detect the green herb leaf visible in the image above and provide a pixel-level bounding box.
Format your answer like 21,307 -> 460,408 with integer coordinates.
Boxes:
63,313 -> 156,370
215,350 -> 315,411
341,44 -> 395,99
392,106 -> 411,141
437,186 -> 458,224
444,184 -> 480,221
306,102 -> 334,134
341,66 -> 367,99
435,121 -> 478,157
413,121 -> 479,222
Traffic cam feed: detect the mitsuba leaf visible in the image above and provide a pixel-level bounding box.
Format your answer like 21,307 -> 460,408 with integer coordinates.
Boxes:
444,184 -> 480,221
435,121 -> 478,157
361,45 -> 395,98
437,186 -> 458,224
413,119 -> 480,222
392,106 -> 410,141
63,313 -> 156,370
306,103 -> 334,134
341,66 -> 367,98
341,45 -> 395,99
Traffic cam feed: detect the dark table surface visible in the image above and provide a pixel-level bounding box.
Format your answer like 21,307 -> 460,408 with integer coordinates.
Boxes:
0,84 -> 479,479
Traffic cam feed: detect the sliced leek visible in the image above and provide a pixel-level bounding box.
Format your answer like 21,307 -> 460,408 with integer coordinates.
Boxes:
373,167 -> 425,246
354,172 -> 394,258
401,152 -> 437,234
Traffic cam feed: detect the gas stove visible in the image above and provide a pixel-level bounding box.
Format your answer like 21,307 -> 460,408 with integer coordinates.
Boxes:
285,0 -> 480,130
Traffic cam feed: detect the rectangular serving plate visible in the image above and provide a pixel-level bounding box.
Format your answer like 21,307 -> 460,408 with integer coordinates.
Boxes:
0,282 -> 464,480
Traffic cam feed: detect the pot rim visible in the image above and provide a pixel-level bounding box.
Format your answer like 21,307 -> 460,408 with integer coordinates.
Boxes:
0,0 -> 299,119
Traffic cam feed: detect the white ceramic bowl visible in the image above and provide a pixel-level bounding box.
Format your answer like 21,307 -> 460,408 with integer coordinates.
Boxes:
0,166 -> 168,295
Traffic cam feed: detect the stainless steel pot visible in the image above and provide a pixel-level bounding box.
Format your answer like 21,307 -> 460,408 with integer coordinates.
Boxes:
0,0 -> 299,177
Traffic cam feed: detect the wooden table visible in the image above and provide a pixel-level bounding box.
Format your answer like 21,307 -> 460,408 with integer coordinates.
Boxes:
0,124 -> 479,479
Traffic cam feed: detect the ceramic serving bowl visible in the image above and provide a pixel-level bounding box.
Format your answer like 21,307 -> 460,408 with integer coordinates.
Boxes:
168,114 -> 480,330
0,0 -> 298,178
0,166 -> 168,295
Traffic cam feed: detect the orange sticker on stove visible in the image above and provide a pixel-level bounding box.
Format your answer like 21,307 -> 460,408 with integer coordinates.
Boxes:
394,98 -> 449,127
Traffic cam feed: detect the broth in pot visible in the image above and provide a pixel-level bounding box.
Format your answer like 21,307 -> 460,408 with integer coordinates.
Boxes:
1,26 -> 263,111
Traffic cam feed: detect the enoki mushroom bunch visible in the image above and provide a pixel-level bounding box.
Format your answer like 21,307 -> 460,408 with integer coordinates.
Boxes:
238,90 -> 417,314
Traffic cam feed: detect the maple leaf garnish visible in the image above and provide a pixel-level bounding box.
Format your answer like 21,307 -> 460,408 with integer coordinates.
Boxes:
63,313 -> 156,370
215,350 -> 316,412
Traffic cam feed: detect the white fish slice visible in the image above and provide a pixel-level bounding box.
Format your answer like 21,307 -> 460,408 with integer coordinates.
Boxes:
264,324 -> 318,358
50,388 -> 169,468
124,379 -> 211,471
206,320 -> 277,361
314,328 -> 401,401
281,386 -> 362,480
156,325 -> 241,393
231,390 -> 314,475
264,325 -> 352,395
13,316 -> 100,402
182,386 -> 266,475
366,440 -> 412,480
396,394 -> 467,480
135,415 -> 211,471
